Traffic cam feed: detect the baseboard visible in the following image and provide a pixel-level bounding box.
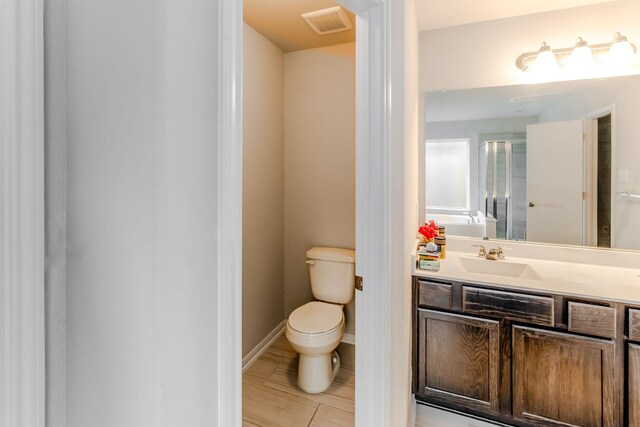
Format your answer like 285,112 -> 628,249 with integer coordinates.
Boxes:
341,332 -> 355,345
242,320 -> 286,372
408,396 -> 416,427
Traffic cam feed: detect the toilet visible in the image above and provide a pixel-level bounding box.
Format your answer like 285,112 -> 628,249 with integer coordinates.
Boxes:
285,247 -> 355,394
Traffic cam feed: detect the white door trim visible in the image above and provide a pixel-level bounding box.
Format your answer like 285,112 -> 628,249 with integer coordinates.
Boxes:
217,0 -> 243,425
223,0 -> 390,425
0,0 -> 46,425
340,0 -> 392,426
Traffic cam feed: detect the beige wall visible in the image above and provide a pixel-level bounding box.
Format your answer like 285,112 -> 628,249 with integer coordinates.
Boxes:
284,43 -> 356,334
243,24 -> 285,357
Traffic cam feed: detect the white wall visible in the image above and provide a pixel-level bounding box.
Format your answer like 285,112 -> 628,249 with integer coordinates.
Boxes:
52,0 -> 223,425
425,116 -> 538,214
389,0 -> 420,424
419,0 -> 640,92
284,43 -> 356,334
419,0 -> 640,250
44,0 -> 68,424
242,24 -> 285,357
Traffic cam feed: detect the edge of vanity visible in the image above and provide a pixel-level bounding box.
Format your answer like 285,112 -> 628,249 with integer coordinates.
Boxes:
411,236 -> 640,426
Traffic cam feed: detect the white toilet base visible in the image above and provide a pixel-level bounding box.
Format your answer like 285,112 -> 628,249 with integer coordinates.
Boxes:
297,351 -> 340,394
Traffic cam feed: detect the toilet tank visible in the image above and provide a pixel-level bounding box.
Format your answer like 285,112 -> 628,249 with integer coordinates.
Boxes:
306,247 -> 356,304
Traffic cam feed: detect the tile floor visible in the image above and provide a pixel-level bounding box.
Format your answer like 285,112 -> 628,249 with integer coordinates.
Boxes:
242,334 -> 355,427
242,334 -> 500,427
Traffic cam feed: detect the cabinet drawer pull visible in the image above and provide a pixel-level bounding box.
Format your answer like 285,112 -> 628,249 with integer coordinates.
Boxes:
567,302 -> 616,339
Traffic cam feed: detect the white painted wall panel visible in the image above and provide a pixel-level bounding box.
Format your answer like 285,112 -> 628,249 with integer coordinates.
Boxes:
60,0 -> 221,425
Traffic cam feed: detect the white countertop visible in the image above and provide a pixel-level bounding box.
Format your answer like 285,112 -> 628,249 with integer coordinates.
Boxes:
413,250 -> 640,304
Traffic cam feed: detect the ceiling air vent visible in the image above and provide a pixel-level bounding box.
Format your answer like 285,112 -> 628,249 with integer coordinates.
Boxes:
302,6 -> 353,35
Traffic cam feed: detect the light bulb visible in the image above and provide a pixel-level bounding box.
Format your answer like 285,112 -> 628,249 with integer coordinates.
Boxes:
533,42 -> 559,75
607,32 -> 636,66
570,37 -> 594,70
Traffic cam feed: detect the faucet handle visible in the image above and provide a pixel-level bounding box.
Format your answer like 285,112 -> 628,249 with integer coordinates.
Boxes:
471,244 -> 486,257
495,246 -> 509,260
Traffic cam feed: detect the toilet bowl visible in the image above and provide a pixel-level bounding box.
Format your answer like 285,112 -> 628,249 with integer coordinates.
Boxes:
285,247 -> 355,394
286,301 -> 345,393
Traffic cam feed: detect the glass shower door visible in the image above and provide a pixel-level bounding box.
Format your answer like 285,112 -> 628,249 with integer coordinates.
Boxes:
483,141 -> 526,240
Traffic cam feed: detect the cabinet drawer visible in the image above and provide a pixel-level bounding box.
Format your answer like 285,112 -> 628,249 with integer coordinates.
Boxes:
462,286 -> 554,326
629,309 -> 640,342
567,302 -> 616,339
417,280 -> 452,309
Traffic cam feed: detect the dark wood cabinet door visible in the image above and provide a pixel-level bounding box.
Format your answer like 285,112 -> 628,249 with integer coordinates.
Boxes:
416,309 -> 500,414
512,326 -> 615,427
630,344 -> 640,426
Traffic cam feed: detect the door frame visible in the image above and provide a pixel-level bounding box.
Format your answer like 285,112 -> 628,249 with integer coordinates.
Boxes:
349,2 -> 393,426
1,0 -> 46,425
583,105 -> 616,248
6,0 -> 396,425
224,0 -> 396,427
218,0 -> 244,424
223,0 -> 395,425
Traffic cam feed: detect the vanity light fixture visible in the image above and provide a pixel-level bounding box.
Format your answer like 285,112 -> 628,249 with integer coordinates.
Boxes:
516,33 -> 637,72
569,37 -> 594,69
608,32 -> 636,66
533,42 -> 559,74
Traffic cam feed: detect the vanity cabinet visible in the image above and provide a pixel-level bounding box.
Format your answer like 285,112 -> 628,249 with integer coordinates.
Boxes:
628,309 -> 640,426
412,277 -> 627,426
628,344 -> 640,426
416,309 -> 500,414
512,326 -> 615,426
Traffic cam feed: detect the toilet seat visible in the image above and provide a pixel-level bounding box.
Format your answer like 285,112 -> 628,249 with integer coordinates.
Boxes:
288,301 -> 343,335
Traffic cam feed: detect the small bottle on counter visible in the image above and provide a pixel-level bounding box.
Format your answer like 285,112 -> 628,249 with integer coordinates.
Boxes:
438,226 -> 445,237
434,236 -> 446,259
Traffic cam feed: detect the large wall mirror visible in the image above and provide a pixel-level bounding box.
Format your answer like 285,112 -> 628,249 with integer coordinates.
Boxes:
425,74 -> 640,251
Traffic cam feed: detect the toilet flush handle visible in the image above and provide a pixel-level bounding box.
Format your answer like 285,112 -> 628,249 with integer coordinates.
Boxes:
305,260 -> 316,265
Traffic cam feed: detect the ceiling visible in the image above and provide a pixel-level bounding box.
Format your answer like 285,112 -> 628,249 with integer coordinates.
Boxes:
244,0 -> 355,53
244,0 -> 617,53
415,0 -> 617,31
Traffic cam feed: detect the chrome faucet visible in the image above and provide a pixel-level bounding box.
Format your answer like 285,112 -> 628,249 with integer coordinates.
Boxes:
485,247 -> 505,260
466,212 -> 475,223
472,245 -> 505,260
472,245 -> 487,257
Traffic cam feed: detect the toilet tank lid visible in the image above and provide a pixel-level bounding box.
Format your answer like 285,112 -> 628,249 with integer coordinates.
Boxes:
306,247 -> 355,262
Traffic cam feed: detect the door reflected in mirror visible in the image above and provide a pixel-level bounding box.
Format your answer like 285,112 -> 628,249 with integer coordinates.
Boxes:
425,74 -> 640,251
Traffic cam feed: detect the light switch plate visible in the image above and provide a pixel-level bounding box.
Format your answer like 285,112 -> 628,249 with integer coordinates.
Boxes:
618,169 -> 630,183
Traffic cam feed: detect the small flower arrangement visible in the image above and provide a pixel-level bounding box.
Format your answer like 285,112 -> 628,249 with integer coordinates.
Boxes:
418,220 -> 439,241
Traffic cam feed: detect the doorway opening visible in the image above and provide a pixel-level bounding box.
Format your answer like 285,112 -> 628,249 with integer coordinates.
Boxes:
584,106 -> 615,248
241,1 -> 357,424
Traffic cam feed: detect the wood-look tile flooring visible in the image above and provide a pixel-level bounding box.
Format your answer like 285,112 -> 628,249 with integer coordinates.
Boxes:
242,334 -> 355,427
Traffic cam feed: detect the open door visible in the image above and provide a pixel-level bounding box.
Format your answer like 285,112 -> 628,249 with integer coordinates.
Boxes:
526,120 -> 583,245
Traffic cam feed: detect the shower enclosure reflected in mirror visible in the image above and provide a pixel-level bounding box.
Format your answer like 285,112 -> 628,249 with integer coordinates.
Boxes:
480,139 -> 527,242
424,74 -> 640,251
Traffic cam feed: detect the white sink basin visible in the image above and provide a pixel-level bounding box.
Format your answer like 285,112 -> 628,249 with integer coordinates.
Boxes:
459,257 -> 542,281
